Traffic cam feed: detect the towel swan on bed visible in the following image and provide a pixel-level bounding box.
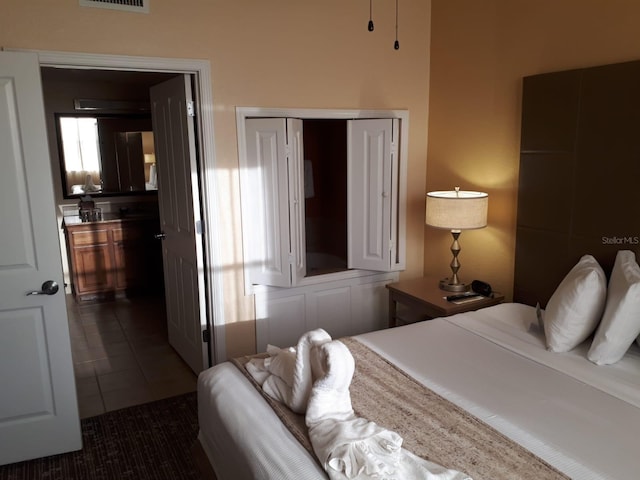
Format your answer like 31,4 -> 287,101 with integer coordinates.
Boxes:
248,330 -> 471,479
246,328 -> 332,413
305,339 -> 472,480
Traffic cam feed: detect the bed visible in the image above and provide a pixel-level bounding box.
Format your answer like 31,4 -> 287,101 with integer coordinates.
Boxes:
196,302 -> 640,479
195,59 -> 640,480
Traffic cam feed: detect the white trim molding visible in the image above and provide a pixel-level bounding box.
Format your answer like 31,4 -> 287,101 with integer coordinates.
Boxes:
13,48 -> 227,363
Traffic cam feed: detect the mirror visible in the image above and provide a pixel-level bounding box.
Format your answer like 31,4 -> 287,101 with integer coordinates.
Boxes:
56,113 -> 158,198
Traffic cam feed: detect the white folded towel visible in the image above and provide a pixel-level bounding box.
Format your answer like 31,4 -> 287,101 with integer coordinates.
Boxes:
246,328 -> 332,413
306,340 -> 472,480
247,330 -> 472,479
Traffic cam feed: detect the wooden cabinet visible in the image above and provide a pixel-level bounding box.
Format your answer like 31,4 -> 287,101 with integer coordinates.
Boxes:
64,227 -> 112,295
64,216 -> 161,301
386,277 -> 504,328
111,224 -> 149,290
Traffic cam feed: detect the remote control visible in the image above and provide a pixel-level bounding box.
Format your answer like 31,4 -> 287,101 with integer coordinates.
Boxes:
446,293 -> 481,302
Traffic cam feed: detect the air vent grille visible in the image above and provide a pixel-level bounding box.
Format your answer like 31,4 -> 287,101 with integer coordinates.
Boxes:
79,0 -> 149,14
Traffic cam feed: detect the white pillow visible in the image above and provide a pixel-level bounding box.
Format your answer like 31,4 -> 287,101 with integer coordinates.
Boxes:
544,254 -> 606,352
588,250 -> 640,365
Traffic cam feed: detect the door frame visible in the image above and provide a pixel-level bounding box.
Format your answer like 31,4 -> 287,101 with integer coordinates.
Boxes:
13,48 -> 226,364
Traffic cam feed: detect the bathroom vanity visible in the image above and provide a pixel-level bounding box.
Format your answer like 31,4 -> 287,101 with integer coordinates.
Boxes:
63,214 -> 163,302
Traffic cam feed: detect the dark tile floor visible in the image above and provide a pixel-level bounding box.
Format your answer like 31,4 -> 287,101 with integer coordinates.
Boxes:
66,294 -> 197,418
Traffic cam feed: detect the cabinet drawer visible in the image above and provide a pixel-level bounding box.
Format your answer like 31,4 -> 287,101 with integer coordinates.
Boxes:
70,229 -> 109,246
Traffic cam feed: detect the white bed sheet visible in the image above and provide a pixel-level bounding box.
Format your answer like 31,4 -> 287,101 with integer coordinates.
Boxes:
197,362 -> 326,480
198,303 -> 640,480
445,302 -> 640,408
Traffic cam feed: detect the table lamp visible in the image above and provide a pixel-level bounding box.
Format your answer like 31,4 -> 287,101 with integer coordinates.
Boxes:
425,187 -> 488,292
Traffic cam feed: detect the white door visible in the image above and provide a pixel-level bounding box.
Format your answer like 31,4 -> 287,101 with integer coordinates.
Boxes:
347,118 -> 398,271
244,118 -> 291,287
243,118 -> 306,287
150,75 -> 208,373
286,118 -> 306,284
0,51 -> 81,465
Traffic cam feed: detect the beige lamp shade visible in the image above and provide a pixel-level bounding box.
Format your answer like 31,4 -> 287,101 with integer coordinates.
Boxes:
425,188 -> 488,231
144,153 -> 156,164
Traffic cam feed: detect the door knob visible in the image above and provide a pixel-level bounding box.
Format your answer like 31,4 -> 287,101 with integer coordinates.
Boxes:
154,232 -> 166,240
27,280 -> 59,296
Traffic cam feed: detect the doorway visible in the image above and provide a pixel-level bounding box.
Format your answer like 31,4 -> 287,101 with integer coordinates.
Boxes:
34,50 -> 225,411
40,66 -> 198,417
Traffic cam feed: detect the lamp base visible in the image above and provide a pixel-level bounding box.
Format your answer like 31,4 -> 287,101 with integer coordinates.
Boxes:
439,278 -> 469,292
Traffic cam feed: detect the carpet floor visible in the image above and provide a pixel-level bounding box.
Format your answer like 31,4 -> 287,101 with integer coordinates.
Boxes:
0,392 -> 200,480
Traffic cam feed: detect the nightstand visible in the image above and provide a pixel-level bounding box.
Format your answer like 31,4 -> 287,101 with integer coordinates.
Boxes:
386,276 -> 504,328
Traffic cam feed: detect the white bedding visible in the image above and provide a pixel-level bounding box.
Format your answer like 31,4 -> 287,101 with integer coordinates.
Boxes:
197,303 -> 640,480
446,303 -> 640,408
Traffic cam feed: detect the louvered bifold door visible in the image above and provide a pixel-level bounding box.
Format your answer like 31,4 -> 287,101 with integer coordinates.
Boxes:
287,118 -> 307,284
347,118 -> 396,271
245,118 -> 292,287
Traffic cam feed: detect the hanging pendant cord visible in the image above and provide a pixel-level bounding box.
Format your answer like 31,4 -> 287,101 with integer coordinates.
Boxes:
394,0 -> 400,49
368,0 -> 374,31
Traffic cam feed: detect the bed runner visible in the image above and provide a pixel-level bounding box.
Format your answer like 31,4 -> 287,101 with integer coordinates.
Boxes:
232,337 -> 569,480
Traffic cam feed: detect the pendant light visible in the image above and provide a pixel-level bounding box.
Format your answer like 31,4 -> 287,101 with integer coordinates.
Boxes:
394,0 -> 400,50
365,0 -> 400,50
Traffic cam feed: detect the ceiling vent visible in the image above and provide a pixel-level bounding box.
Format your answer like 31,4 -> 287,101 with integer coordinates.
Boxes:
79,0 -> 149,14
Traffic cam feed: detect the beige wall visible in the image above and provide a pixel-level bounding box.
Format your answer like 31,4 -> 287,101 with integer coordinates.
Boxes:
1,1 -> 431,357
427,0 -> 640,299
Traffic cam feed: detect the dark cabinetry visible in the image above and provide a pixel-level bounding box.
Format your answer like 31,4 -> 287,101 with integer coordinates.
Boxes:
64,216 -> 162,301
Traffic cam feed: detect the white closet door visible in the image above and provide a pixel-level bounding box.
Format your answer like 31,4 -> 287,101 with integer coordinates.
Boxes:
286,118 -> 306,285
245,118 -> 292,287
347,118 -> 396,271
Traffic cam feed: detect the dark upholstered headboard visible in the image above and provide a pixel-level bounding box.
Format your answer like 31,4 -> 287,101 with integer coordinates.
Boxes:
514,60 -> 640,307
